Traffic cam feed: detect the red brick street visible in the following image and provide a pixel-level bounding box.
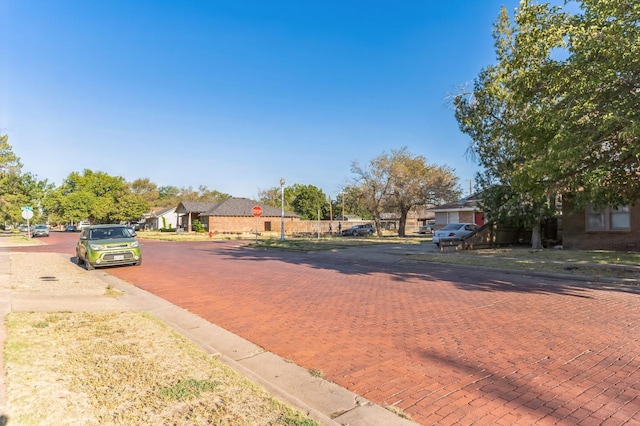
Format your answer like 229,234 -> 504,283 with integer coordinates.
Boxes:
18,233 -> 640,425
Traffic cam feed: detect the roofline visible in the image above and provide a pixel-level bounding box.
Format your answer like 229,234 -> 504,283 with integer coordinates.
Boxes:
431,207 -> 480,213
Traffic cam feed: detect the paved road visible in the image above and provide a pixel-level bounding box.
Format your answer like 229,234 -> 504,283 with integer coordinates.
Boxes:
16,232 -> 640,425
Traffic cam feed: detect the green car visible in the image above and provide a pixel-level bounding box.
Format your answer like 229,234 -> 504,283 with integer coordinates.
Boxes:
76,224 -> 142,270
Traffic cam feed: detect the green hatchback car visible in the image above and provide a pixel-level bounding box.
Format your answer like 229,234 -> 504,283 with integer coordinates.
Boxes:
76,224 -> 142,270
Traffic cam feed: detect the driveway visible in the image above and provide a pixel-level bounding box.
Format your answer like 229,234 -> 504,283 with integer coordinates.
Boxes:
14,233 -> 640,425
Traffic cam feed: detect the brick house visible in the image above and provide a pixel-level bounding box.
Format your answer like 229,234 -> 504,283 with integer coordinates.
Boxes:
176,198 -> 299,234
175,201 -> 218,231
562,197 -> 640,251
431,193 -> 485,230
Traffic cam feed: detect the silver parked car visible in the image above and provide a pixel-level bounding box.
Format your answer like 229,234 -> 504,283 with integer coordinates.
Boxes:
432,223 -> 478,246
32,224 -> 50,237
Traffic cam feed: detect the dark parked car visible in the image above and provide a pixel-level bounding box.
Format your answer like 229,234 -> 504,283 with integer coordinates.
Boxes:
65,225 -> 77,232
32,224 -> 50,237
418,221 -> 435,234
76,224 -> 142,270
341,224 -> 375,236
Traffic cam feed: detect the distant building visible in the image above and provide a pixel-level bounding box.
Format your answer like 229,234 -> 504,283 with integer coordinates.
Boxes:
176,198 -> 299,234
430,193 -> 484,229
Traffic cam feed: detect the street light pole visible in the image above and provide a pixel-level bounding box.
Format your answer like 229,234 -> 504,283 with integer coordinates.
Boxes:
280,177 -> 285,241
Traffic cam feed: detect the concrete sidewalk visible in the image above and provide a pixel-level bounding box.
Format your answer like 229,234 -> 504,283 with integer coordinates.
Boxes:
0,245 -> 416,426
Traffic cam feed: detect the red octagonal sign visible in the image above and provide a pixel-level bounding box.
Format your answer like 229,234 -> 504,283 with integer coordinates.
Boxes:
252,205 -> 263,217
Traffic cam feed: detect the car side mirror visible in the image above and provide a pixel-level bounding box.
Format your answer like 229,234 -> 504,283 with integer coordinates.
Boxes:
131,231 -> 137,237
79,235 -> 87,240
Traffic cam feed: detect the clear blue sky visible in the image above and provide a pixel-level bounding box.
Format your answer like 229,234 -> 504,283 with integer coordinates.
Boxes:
3,0 -> 533,199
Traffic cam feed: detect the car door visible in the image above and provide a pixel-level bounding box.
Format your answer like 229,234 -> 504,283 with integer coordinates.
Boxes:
77,229 -> 89,260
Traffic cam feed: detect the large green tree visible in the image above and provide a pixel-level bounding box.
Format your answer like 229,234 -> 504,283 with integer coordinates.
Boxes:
0,134 -> 22,176
130,178 -> 160,205
352,147 -> 460,236
454,0 -> 639,248
129,181 -> 230,208
49,169 -> 149,224
290,184 -> 328,220
334,186 -> 372,221
258,183 -> 328,220
0,135 -> 53,225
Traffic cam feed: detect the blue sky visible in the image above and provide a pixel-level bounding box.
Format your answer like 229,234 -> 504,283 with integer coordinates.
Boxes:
3,0 -> 532,199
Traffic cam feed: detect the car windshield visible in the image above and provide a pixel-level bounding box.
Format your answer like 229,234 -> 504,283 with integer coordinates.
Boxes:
89,227 -> 130,240
441,224 -> 465,231
35,225 -> 47,229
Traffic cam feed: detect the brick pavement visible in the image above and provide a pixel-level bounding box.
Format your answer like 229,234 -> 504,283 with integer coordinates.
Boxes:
16,237 -> 640,425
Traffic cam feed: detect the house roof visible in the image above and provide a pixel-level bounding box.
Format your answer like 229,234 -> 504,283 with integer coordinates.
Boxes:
334,214 -> 362,221
199,197 -> 298,218
152,207 -> 176,217
141,206 -> 175,219
431,193 -> 482,212
175,201 -> 219,214
380,212 -> 400,220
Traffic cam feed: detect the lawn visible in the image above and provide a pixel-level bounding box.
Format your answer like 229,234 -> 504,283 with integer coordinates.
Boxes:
407,247 -> 640,281
4,311 -> 318,426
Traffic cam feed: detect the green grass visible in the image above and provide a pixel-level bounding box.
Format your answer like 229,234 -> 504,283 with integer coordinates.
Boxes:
309,369 -> 325,379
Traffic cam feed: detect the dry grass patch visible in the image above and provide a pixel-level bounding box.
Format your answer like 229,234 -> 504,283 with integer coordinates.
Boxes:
408,248 -> 640,280
138,230 -> 430,248
4,311 -> 318,426
252,236 -> 427,251
6,233 -> 39,245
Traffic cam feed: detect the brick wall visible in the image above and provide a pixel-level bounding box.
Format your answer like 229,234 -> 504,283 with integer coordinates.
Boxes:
563,199 -> 640,251
203,216 -> 379,236
205,216 -> 303,234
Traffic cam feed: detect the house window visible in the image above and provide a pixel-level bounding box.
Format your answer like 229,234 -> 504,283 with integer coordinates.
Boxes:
586,204 -> 630,231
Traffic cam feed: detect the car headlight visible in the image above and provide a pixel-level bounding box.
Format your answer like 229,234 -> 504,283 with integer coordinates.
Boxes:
89,243 -> 108,250
131,241 -> 139,248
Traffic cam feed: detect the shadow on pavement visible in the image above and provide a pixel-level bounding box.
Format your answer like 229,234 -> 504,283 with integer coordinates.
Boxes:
194,243 -> 640,297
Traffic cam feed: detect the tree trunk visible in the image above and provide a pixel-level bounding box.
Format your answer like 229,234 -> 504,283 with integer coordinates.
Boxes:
373,215 -> 383,237
531,218 -> 543,249
398,208 -> 410,237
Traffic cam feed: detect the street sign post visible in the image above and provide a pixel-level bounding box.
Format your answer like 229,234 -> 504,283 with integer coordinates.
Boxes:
252,206 -> 262,242
21,208 -> 34,238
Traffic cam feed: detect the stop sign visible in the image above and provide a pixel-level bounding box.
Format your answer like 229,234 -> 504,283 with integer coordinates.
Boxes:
252,206 -> 263,217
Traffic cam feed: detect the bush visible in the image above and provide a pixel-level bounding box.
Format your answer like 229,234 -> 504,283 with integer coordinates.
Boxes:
192,220 -> 204,233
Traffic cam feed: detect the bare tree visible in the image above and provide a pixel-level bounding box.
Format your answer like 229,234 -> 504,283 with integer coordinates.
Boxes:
352,147 -> 461,236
